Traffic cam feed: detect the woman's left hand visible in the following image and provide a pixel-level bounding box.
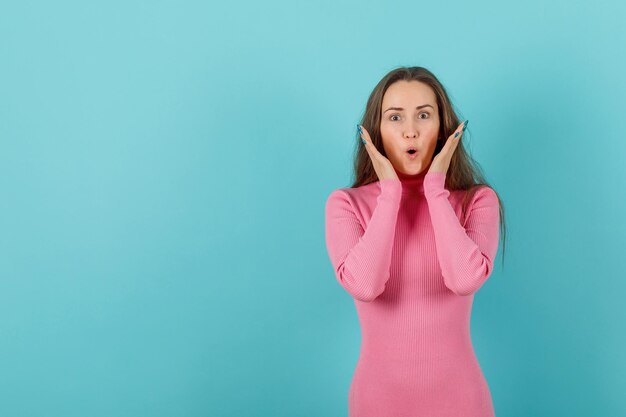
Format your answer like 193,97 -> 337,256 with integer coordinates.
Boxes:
428,120 -> 468,175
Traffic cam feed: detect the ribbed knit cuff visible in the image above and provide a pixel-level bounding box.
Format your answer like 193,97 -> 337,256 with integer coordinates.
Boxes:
379,178 -> 402,199
423,172 -> 447,198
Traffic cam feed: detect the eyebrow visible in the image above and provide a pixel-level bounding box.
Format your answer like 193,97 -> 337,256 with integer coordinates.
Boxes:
384,104 -> 435,113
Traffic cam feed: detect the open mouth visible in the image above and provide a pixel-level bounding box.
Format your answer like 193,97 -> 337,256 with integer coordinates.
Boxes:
407,149 -> 417,154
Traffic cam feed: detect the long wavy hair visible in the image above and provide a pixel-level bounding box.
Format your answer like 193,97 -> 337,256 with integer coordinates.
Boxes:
351,66 -> 507,268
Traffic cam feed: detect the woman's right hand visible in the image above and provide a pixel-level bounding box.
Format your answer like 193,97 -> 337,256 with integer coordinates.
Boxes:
358,125 -> 399,182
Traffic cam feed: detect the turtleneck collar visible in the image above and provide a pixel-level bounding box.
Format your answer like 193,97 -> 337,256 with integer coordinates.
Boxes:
396,168 -> 428,195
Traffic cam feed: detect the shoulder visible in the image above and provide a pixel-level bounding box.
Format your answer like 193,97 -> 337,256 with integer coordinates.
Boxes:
326,186 -> 351,202
325,182 -> 380,211
474,184 -> 498,199
325,187 -> 352,213
326,182 -> 379,202
466,184 -> 500,210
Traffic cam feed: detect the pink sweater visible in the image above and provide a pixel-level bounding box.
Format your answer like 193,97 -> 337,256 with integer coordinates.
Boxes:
324,169 -> 500,417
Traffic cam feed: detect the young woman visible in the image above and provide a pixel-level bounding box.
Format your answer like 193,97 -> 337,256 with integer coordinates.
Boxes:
324,66 -> 507,416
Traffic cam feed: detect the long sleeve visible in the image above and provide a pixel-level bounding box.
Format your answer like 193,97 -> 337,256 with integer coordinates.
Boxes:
423,172 -> 500,296
324,179 -> 402,302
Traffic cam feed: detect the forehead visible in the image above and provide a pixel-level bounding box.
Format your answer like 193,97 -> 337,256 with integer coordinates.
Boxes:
382,80 -> 437,108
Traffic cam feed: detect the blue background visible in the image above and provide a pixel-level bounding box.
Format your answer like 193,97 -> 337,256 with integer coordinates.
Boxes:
2,0 -> 625,416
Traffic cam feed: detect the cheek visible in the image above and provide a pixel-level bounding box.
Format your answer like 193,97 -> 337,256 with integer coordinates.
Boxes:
419,139 -> 438,159
379,123 -> 393,138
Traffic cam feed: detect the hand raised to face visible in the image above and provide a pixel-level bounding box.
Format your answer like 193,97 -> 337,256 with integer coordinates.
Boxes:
428,120 -> 468,175
358,124 -> 399,182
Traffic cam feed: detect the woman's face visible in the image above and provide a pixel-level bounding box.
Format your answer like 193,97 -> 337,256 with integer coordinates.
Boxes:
380,80 -> 440,175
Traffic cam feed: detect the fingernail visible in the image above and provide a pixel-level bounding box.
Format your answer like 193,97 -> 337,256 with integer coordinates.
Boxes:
454,132 -> 459,137
357,124 -> 362,133
361,138 -> 366,144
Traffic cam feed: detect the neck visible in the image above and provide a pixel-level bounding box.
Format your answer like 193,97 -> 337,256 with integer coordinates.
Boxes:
396,168 -> 428,194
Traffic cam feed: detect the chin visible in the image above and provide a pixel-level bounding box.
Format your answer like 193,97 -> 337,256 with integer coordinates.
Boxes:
399,165 -> 424,175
